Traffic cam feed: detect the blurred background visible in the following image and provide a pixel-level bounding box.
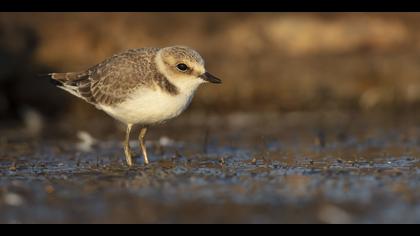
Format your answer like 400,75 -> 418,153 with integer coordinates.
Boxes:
1,12 -> 420,134
1,13 -> 420,224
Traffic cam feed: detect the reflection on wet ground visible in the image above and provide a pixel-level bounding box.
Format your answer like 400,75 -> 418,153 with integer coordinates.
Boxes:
0,111 -> 419,223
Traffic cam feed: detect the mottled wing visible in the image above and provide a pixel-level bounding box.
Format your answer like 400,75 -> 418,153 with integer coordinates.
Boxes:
82,48 -> 158,106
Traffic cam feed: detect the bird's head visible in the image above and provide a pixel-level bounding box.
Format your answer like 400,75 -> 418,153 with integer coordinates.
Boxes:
155,46 -> 221,92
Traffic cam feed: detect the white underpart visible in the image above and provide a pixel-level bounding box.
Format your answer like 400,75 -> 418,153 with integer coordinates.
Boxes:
99,78 -> 204,125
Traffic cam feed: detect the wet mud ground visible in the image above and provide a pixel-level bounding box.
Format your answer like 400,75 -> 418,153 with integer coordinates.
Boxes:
0,111 -> 419,223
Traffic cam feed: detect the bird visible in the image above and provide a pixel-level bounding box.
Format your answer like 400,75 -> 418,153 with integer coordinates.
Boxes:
47,46 -> 221,166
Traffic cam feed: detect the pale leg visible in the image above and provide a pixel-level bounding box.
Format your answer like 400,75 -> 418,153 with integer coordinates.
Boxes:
124,124 -> 134,167
139,127 -> 149,165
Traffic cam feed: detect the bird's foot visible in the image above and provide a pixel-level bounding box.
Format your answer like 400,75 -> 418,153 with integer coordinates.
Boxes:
124,148 -> 135,167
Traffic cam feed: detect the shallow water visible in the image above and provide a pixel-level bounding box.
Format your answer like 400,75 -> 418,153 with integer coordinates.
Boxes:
0,111 -> 419,223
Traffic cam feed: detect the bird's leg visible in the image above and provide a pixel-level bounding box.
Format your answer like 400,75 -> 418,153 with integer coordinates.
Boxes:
139,127 -> 149,165
124,124 -> 134,167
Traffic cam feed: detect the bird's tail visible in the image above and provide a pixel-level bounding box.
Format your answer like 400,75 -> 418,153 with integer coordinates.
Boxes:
43,72 -> 87,99
48,72 -> 81,86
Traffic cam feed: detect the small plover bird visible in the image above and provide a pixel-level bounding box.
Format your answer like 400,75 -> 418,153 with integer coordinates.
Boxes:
48,46 -> 221,166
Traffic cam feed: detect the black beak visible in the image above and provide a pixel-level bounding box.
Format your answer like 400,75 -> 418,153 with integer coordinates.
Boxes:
200,72 -> 222,84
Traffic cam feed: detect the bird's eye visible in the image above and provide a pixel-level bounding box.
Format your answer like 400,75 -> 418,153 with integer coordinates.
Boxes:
176,63 -> 189,72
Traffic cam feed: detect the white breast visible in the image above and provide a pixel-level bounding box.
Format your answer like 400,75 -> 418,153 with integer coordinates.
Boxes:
99,87 -> 196,125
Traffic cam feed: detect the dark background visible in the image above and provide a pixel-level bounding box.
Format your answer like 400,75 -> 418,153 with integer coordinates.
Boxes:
1,13 -> 420,133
